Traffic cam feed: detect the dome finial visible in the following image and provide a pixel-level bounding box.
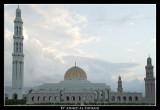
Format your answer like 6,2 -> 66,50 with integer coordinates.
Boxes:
119,75 -> 121,80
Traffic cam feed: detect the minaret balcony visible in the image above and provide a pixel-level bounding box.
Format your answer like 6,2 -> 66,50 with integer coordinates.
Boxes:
145,66 -> 154,69
14,18 -> 23,23
12,53 -> 24,57
13,35 -> 24,39
144,77 -> 155,81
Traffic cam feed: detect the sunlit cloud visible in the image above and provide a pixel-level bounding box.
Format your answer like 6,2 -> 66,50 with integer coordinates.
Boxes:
130,58 -> 136,62
126,48 -> 134,52
136,42 -> 140,45
111,72 -> 142,82
150,37 -> 156,43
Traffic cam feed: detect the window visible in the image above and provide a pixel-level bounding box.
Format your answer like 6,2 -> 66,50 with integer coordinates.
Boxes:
19,43 -> 21,52
37,96 -> 40,101
129,96 -> 132,101
135,96 -> 138,101
123,96 -> 126,101
55,96 -> 58,101
19,27 -> 21,35
16,42 -> 18,52
111,96 -> 115,101
17,26 -> 18,35
66,96 -> 69,101
72,96 -> 75,101
49,96 -> 52,101
32,97 -> 34,101
13,93 -> 18,99
43,96 -> 46,101
117,96 -> 121,101
78,96 -> 81,101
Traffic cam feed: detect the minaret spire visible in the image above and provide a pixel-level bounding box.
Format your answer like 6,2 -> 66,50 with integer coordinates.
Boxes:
75,62 -> 76,67
117,75 -> 123,92
9,6 -> 24,99
144,56 -> 155,100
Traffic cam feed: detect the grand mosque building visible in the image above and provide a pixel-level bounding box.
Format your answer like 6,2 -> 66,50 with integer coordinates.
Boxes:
5,6 -> 156,105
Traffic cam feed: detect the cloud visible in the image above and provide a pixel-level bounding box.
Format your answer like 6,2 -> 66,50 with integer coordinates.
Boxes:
65,26 -> 101,48
73,49 -> 98,58
103,13 -> 143,29
121,21 -> 135,27
112,72 -> 136,82
150,37 -> 156,43
111,71 -> 144,89
136,42 -> 140,45
4,5 -> 146,96
126,48 -> 134,52
130,58 -> 136,62
4,28 -> 139,88
123,79 -> 145,96
75,14 -> 87,24
12,5 -> 100,49
4,29 -> 13,86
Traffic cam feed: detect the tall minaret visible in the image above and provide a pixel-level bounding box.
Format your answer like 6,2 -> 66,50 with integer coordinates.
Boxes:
9,6 -> 24,99
144,56 -> 155,100
117,76 -> 123,92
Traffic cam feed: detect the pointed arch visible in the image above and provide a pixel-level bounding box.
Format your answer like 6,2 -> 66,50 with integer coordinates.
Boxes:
77,96 -> 81,101
32,96 -> 34,101
135,96 -> 138,101
123,96 -> 126,101
117,96 -> 121,101
111,96 -> 115,101
13,93 -> 18,99
66,96 -> 69,101
129,96 -> 132,101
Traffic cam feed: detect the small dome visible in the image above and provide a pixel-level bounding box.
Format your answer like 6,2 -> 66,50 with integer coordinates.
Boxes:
16,6 -> 21,12
64,65 -> 87,80
16,6 -> 21,18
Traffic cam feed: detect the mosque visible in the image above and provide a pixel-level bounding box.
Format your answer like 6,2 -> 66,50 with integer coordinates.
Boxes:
5,6 -> 156,105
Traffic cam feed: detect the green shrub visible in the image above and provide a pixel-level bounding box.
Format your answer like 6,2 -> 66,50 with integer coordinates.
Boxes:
76,102 -> 81,105
5,99 -> 27,105
55,102 -> 61,105
89,103 -> 96,105
101,103 -> 105,105
70,103 -> 75,105
84,102 -> 88,105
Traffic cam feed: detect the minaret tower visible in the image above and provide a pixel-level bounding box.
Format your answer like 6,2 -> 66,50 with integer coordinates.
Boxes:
117,76 -> 123,92
144,56 -> 155,100
9,6 -> 25,99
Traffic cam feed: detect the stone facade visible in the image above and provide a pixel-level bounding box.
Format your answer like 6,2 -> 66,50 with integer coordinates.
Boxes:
25,80 -> 111,104
26,91 -> 95,104
109,92 -> 142,103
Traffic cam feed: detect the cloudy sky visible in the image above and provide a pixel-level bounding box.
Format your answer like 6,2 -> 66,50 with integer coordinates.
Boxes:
4,4 -> 156,96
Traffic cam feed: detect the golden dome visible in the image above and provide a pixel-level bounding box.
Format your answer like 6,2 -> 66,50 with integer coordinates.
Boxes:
64,65 -> 87,80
